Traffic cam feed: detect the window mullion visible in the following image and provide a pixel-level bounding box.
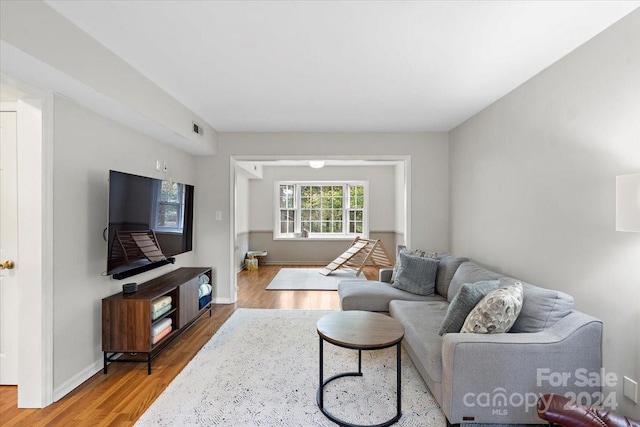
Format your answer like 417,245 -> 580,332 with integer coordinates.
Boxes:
295,184 -> 301,234
343,184 -> 348,235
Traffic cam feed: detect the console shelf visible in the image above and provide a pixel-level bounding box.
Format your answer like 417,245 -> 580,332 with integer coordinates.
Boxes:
102,267 -> 213,374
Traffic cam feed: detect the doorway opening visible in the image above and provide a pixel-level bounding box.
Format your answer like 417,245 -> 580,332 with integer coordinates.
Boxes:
229,156 -> 411,304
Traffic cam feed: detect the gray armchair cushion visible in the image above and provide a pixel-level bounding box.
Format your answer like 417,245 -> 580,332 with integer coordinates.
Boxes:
435,253 -> 469,298
500,277 -> 574,332
392,251 -> 439,296
438,280 -> 500,335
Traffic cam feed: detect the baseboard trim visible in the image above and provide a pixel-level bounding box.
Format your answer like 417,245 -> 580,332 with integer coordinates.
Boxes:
264,261 -> 330,266
213,296 -> 234,304
53,360 -> 102,402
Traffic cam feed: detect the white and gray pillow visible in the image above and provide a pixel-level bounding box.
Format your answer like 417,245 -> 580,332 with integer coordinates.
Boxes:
461,282 -> 523,334
438,280 -> 500,335
391,251 -> 439,296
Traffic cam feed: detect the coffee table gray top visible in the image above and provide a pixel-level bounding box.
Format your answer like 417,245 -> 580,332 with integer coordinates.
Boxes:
316,311 -> 404,350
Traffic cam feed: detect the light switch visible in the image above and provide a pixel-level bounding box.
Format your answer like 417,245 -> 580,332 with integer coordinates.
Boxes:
215,211 -> 222,221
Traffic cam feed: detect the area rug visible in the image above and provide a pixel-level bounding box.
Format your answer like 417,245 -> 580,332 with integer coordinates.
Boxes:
266,268 -> 367,290
135,309 -> 446,426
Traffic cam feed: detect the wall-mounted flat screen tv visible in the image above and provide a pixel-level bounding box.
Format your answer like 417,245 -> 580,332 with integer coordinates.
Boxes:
107,170 -> 194,280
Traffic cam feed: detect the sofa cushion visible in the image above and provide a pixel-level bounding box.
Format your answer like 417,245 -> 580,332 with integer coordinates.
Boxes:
338,280 -> 445,312
435,253 -> 469,298
389,300 -> 448,383
391,246 -> 437,283
499,277 -> 575,333
392,252 -> 439,296
461,282 -> 523,333
448,261 -> 504,302
438,280 -> 500,335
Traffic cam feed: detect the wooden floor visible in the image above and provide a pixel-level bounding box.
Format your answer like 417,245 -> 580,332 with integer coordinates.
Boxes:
0,265 -> 378,427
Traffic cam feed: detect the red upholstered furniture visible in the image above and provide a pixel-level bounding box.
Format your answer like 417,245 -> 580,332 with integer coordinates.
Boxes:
537,394 -> 640,427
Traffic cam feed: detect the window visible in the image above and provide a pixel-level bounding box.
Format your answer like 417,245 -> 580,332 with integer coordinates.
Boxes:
279,184 -> 296,234
153,180 -> 185,232
276,181 -> 368,239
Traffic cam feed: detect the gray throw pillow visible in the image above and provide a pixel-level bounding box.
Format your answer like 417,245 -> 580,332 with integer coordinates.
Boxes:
461,282 -> 523,334
391,246 -> 437,283
392,251 -> 439,296
438,280 -> 500,335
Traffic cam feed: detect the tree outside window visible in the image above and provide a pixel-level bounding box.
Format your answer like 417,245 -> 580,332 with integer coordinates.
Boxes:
276,181 -> 367,239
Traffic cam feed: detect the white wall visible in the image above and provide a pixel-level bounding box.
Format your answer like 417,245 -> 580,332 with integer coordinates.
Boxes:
52,95 -> 198,399
1,0 -> 216,403
236,170 -> 250,234
195,132 -> 449,301
449,9 -> 640,417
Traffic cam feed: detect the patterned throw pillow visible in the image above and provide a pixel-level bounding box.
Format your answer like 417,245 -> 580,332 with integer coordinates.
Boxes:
438,280 -> 500,335
391,251 -> 439,296
461,282 -> 523,334
391,247 -> 437,283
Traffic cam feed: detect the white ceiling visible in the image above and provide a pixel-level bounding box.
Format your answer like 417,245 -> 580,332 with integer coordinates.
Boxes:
46,1 -> 639,133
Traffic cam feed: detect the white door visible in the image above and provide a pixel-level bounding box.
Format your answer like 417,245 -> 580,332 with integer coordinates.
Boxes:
0,111 -> 19,385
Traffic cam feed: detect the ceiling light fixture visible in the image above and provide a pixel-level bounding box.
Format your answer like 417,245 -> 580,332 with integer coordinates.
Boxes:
309,160 -> 325,169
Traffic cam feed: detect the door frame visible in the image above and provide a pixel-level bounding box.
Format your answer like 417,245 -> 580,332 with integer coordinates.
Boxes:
1,74 -> 54,408
228,155 -> 412,303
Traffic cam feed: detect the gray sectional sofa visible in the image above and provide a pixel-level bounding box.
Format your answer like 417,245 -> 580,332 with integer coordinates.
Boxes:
337,253 -> 603,425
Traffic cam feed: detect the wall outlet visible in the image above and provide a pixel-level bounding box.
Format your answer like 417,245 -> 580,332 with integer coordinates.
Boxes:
162,161 -> 168,173
623,376 -> 638,403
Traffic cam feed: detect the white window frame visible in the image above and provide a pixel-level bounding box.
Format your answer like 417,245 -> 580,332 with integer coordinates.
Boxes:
274,180 -> 369,240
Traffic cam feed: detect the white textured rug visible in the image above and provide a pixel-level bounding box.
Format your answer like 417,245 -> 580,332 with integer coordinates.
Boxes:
266,268 -> 367,290
136,309 -> 446,426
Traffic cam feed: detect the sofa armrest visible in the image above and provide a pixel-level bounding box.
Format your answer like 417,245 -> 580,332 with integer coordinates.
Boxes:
379,268 -> 394,283
440,311 -> 603,425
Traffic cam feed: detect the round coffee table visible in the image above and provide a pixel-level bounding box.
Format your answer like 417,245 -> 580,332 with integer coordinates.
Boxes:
316,310 -> 405,427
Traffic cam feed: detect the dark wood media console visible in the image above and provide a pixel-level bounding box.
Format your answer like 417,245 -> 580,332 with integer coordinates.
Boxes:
102,267 -> 213,374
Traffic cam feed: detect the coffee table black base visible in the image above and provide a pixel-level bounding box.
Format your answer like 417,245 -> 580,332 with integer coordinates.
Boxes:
316,338 -> 402,427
